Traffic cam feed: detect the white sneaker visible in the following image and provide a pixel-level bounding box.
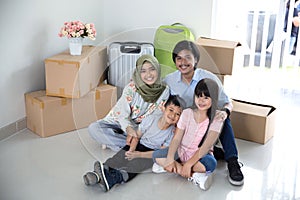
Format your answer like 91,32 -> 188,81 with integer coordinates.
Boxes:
152,163 -> 166,173
188,172 -> 213,190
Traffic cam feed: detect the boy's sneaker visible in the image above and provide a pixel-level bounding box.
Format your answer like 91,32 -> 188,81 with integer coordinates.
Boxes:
83,171 -> 100,186
227,158 -> 244,186
152,163 -> 166,173
94,161 -> 123,192
188,172 -> 213,191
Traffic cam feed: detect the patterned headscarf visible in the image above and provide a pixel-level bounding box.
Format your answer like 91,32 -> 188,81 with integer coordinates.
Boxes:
132,54 -> 166,103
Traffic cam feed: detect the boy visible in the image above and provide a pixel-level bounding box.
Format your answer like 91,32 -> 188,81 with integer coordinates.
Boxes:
83,95 -> 185,192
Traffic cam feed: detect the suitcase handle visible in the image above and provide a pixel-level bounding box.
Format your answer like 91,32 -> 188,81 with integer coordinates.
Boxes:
120,43 -> 141,54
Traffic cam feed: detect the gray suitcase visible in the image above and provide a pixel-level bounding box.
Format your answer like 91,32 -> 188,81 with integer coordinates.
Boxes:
108,42 -> 154,98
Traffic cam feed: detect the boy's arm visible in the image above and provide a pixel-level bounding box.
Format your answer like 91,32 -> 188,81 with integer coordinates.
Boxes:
163,128 -> 184,170
128,137 -> 139,152
125,150 -> 154,159
128,129 -> 142,152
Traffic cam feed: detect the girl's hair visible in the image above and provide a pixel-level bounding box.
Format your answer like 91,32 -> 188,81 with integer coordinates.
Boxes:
172,40 -> 200,69
191,78 -> 219,121
165,95 -> 186,109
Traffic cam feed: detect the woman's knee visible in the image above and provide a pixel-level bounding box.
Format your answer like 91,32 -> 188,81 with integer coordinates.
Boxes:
88,122 -> 99,139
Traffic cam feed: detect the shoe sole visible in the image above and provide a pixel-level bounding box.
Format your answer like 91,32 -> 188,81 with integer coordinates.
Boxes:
83,172 -> 100,186
201,173 -> 213,190
228,172 -> 244,186
83,174 -> 90,185
152,163 -> 166,173
94,161 -> 110,191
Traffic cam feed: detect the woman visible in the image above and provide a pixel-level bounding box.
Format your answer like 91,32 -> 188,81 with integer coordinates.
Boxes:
88,54 -> 170,151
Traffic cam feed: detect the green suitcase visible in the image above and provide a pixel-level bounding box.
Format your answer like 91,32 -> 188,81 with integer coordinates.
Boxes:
154,23 -> 195,78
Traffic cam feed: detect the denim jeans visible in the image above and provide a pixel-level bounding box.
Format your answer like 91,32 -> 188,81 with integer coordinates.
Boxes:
152,148 -> 217,172
218,117 -> 238,161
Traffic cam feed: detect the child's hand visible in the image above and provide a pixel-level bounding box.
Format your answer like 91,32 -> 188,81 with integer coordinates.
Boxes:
125,151 -> 141,160
164,161 -> 178,173
180,163 -> 192,178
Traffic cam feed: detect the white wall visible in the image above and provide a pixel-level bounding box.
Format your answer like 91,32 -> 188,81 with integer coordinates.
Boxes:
0,0 -> 213,130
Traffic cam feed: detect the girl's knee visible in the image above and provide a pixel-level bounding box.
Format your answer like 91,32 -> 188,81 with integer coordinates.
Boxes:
206,158 -> 217,172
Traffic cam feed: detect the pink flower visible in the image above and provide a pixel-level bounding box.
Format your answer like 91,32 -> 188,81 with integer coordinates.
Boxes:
58,20 -> 97,40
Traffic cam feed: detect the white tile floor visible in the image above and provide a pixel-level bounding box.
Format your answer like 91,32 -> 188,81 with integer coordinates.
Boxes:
1,72 -> 300,200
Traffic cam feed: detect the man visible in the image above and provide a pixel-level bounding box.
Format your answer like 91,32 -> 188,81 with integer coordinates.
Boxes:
163,40 -> 244,186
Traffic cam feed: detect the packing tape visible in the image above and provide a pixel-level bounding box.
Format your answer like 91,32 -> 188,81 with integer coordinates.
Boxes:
59,88 -> 65,95
31,97 -> 44,109
61,98 -> 67,106
95,90 -> 100,100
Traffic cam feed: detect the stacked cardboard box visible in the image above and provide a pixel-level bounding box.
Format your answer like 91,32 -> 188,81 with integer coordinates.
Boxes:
25,46 -> 117,137
196,37 -> 243,84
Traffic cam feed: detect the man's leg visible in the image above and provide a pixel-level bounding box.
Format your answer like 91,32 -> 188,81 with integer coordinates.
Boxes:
218,118 -> 244,186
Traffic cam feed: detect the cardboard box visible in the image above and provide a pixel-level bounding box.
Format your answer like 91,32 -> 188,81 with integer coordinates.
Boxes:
25,84 -> 117,137
196,37 -> 243,75
45,45 -> 108,98
230,99 -> 277,144
214,73 -> 226,85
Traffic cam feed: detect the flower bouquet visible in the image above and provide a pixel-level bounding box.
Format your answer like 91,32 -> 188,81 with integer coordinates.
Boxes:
58,20 -> 97,40
58,20 -> 96,55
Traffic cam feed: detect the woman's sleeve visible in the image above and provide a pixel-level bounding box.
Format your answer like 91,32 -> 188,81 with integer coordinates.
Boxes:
106,83 -> 135,131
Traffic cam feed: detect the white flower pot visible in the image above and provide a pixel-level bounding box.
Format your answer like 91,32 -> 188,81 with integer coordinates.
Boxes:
69,37 -> 83,55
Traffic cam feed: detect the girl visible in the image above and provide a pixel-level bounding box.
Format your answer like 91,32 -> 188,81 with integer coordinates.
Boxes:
153,78 -> 225,190
88,54 -> 170,151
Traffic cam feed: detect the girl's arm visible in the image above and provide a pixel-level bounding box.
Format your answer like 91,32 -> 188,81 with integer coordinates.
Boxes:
163,127 -> 184,172
182,114 -> 225,176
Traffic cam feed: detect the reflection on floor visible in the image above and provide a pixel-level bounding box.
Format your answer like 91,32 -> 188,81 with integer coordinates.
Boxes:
0,70 -> 300,200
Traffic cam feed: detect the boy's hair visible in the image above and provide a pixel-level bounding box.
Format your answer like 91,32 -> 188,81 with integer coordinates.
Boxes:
191,78 -> 219,121
165,94 -> 186,110
172,40 -> 200,69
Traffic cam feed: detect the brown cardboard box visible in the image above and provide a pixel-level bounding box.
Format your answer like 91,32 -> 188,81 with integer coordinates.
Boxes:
214,73 -> 226,85
230,99 -> 277,144
45,45 -> 107,98
25,84 -> 117,137
196,37 -> 243,75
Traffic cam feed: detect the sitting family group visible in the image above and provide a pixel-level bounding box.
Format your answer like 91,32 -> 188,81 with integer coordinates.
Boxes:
82,40 -> 244,192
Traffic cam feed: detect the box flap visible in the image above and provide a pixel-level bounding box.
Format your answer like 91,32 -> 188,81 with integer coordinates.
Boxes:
197,37 -> 241,49
232,99 -> 276,117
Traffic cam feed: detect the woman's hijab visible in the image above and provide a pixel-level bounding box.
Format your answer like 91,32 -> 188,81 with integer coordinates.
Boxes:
132,54 -> 166,103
